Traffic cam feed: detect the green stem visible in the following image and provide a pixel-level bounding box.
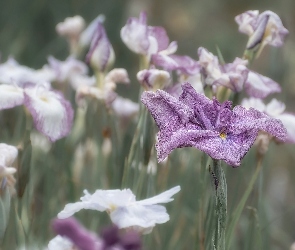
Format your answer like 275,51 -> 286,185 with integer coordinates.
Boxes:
212,159 -> 227,250
225,154 -> 263,249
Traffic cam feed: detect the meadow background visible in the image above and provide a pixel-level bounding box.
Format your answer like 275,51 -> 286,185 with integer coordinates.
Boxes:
1,0 -> 295,249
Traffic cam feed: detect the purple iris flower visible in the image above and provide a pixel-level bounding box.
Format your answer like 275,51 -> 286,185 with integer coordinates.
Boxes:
141,82 -> 286,167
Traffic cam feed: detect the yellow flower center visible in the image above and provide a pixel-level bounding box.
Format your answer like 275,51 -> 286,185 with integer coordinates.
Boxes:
219,132 -> 227,140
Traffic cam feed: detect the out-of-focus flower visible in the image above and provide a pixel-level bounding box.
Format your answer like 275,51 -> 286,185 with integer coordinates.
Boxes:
242,98 -> 295,143
24,82 -> 74,142
0,143 -> 18,192
0,58 -> 55,86
86,22 -> 115,72
141,83 -> 286,166
152,53 -> 200,76
120,11 -> 175,60
137,69 -> 170,90
244,71 -> 281,98
235,10 -> 288,51
57,186 -> 181,234
100,225 -> 142,250
0,84 -> 25,110
76,68 -> 129,107
51,218 -> 102,250
79,15 -> 105,50
56,16 -> 85,41
48,235 -> 76,250
48,56 -> 89,88
221,58 -> 249,92
198,48 -> 249,92
111,96 -> 139,119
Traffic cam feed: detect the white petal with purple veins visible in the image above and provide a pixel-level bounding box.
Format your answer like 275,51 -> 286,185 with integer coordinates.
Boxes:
24,84 -> 73,142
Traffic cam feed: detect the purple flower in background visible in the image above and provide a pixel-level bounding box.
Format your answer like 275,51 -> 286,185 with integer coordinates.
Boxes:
235,10 -> 288,50
141,82 -> 286,166
120,12 -> 175,57
51,217 -> 101,250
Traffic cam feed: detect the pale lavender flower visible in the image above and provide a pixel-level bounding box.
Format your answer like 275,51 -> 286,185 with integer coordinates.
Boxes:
24,83 -> 74,142
58,186 -> 180,234
152,54 -> 200,76
198,47 -> 249,92
75,68 -> 129,107
120,12 -> 174,57
235,10 -> 288,49
244,71 -> 281,98
221,58 -> 249,92
86,21 -> 115,72
242,98 -> 295,143
141,82 -> 286,166
137,69 -> 171,90
48,56 -> 92,89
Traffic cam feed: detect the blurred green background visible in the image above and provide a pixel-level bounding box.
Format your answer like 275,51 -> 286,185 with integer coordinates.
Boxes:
1,0 -> 295,249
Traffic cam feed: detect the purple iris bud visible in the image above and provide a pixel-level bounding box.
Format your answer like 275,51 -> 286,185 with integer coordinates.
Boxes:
86,21 -> 115,72
141,82 -> 286,167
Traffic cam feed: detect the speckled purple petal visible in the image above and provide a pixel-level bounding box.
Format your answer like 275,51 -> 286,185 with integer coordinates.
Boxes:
24,84 -> 74,142
245,71 -> 281,98
142,82 -> 287,166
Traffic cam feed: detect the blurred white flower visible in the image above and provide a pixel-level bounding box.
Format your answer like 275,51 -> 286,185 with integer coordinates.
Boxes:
58,186 -> 181,234
0,143 -> 18,193
47,235 -> 76,250
56,16 -> 85,39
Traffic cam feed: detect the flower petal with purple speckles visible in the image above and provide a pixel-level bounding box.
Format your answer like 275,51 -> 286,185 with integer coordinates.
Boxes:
0,84 -> 24,110
142,82 -> 286,166
245,71 -> 281,98
24,83 -> 74,142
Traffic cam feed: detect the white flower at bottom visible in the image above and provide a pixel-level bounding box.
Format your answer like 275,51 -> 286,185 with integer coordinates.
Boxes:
47,235 -> 76,250
58,186 -> 180,234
